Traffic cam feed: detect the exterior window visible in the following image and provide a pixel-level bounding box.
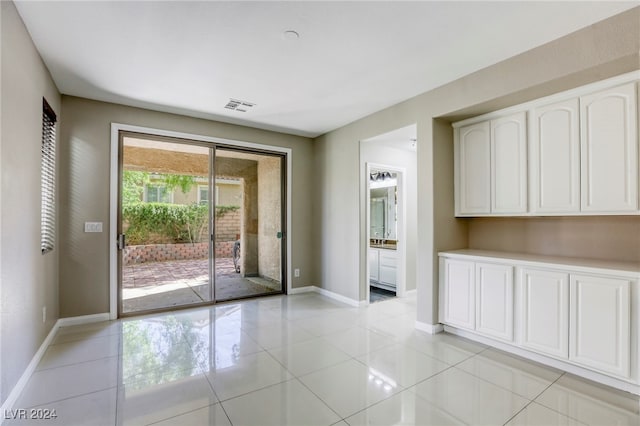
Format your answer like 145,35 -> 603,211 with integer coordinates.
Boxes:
145,184 -> 171,203
41,99 -> 57,254
198,185 -> 209,205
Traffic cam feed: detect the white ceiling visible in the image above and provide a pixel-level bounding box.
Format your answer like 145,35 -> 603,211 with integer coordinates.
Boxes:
364,124 -> 417,152
15,1 -> 637,138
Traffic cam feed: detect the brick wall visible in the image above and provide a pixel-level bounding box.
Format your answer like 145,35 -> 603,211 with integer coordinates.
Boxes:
216,209 -> 240,242
124,243 -> 207,265
124,241 -> 237,265
122,209 -> 240,265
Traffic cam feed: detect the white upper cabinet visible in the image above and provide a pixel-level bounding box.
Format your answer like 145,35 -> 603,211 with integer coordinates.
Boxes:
491,112 -> 528,214
456,121 -> 491,214
453,74 -> 639,217
580,83 -> 638,212
530,99 -> 581,213
455,113 -> 527,215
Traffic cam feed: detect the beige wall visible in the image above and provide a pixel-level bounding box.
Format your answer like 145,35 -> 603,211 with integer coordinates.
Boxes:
258,156 -> 282,282
170,182 -> 241,206
314,8 -> 640,324
59,96 -> 314,317
0,1 -> 61,405
468,216 -> 640,263
217,182 -> 242,206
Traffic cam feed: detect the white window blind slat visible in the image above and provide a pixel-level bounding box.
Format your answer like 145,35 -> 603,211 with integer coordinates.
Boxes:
41,99 -> 57,254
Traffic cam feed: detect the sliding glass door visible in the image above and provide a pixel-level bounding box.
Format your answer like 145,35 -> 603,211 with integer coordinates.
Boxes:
118,134 -> 214,315
213,147 -> 285,302
117,132 -> 285,316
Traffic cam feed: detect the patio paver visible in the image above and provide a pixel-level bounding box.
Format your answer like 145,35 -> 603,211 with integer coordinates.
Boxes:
122,258 -> 281,313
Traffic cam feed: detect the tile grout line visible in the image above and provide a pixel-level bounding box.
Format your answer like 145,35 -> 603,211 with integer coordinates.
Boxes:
335,346 -> 468,422
525,373 -> 596,425
291,376 -> 344,422
500,372 -> 566,426
264,340 -> 352,380
32,353 -> 120,374
114,321 -> 123,426
10,386 -> 119,414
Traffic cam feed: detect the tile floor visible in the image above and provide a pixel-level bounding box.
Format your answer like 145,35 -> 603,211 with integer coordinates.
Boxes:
6,293 -> 640,426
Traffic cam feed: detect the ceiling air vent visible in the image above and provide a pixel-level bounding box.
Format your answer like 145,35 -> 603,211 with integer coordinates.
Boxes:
224,98 -> 256,113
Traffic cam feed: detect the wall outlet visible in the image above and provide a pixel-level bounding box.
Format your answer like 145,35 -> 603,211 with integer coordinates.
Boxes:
84,222 -> 103,233
42,306 -> 46,323
294,268 -> 300,278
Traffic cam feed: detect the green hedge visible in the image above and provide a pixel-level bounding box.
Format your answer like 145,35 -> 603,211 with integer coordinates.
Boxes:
123,203 -> 238,245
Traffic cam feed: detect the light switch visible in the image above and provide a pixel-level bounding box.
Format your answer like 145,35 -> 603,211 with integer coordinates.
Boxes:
84,222 -> 103,233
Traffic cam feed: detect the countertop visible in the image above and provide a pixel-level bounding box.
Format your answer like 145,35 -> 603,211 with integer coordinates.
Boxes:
370,244 -> 396,250
439,249 -> 640,275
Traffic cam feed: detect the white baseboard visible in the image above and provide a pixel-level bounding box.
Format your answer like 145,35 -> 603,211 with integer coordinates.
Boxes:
312,286 -> 363,307
445,325 -> 640,396
288,286 -> 315,295
404,289 -> 417,297
0,319 -> 61,421
288,286 -> 363,307
415,321 -> 444,334
0,312 -> 113,422
57,313 -> 110,327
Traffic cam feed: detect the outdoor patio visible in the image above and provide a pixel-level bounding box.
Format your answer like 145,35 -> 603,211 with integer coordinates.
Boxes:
122,257 -> 281,313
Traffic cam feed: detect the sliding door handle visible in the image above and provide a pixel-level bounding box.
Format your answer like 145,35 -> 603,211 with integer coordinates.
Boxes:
117,234 -> 126,250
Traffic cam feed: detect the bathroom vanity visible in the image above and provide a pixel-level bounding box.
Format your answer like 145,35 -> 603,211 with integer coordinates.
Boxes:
369,243 -> 397,291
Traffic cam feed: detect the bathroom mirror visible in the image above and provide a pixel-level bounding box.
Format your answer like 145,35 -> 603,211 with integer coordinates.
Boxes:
369,171 -> 397,241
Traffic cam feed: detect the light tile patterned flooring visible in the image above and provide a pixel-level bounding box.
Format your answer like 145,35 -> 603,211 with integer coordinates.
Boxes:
7,293 -> 640,425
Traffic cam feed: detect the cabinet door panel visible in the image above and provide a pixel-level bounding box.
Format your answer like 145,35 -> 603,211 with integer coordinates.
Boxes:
569,274 -> 631,378
369,249 -> 379,281
476,263 -> 514,341
457,121 -> 491,215
580,83 -> 638,212
520,268 -> 569,358
379,251 -> 397,267
491,112 -> 528,213
531,99 -> 580,213
379,265 -> 396,286
442,259 -> 475,330
379,249 -> 397,285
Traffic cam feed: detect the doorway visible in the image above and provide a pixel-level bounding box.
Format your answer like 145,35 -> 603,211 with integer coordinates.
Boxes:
368,166 -> 402,303
360,124 -> 417,305
116,131 -> 286,317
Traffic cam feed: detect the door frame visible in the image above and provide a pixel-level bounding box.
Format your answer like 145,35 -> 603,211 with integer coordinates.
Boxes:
364,162 -> 407,303
109,123 -> 292,320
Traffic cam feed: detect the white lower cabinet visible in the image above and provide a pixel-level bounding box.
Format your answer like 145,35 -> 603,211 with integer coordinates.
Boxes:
439,250 -> 639,392
441,258 -> 513,341
519,268 -> 569,358
569,274 -> 631,379
378,251 -> 397,286
441,259 -> 475,330
475,263 -> 514,341
369,250 -> 379,282
369,248 -> 397,290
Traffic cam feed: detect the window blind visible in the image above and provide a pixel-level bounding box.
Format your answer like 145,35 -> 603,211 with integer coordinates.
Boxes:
41,98 -> 57,254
